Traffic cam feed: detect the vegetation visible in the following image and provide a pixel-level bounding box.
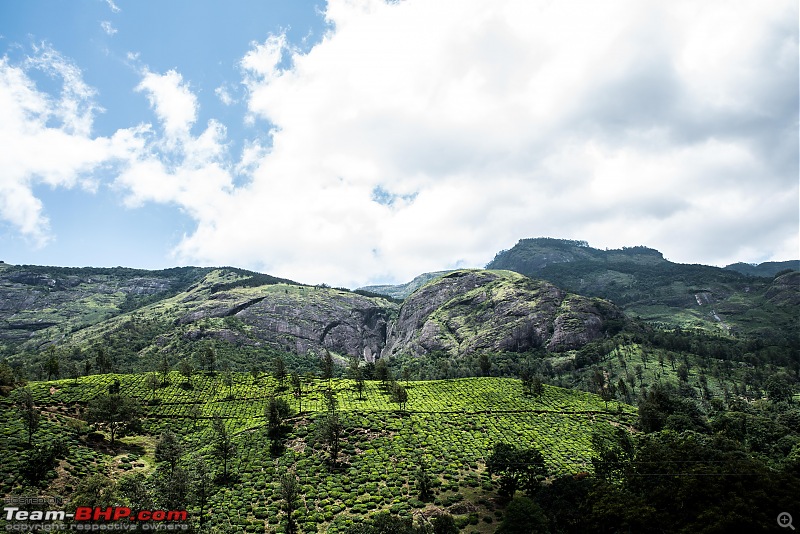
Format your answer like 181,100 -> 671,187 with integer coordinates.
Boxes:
0,251 -> 797,532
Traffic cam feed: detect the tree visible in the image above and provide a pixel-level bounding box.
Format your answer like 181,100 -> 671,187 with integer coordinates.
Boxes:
15,387 -> 39,446
355,372 -> 365,401
322,349 -> 334,382
617,378 -> 630,404
593,369 -> 615,409
765,374 -> 793,403
222,364 -> 234,399
266,395 -> 292,438
96,348 -> 112,374
159,353 -> 170,385
375,358 -> 390,387
83,359 -> 92,378
590,427 -> 634,481
278,470 -> 301,534
416,459 -> 434,501
146,372 -> 160,403
317,411 -> 343,467
487,443 -> 547,498
273,356 -> 287,387
153,464 -> 189,510
519,366 -> 534,395
479,353 -> 491,377
497,496 -> 549,534
290,371 -> 303,413
187,404 -> 202,430
431,513 -> 459,534
204,347 -> 216,374
117,473 -> 153,514
178,358 -> 194,388
197,350 -> 207,373
86,394 -> 141,445
392,384 -> 409,411
71,473 -> 117,509
401,367 -> 411,385
677,363 -> 689,383
189,455 -> 213,527
155,429 -> 184,477
531,374 -> 544,397
0,360 -> 16,387
250,366 -> 260,384
64,360 -> 79,384
634,364 -> 644,387
211,416 -> 236,482
348,356 -> 360,379
44,350 -> 59,380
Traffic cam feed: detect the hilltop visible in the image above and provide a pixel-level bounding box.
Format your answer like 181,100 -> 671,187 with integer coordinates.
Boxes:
485,238 -> 799,340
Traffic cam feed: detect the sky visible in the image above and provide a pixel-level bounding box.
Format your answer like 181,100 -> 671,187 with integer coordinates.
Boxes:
0,0 -> 797,288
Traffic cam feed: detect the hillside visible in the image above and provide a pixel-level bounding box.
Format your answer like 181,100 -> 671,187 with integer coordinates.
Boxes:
724,260 -> 800,277
0,265 -> 398,375
0,264 -> 626,380
382,269 -> 623,359
486,238 -> 799,341
0,374 -> 635,533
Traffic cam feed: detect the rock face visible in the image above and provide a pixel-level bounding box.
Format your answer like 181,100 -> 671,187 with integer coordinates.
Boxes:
765,271 -> 800,307
0,264 -> 202,350
0,263 -> 623,372
209,287 -> 394,361
381,269 -> 623,359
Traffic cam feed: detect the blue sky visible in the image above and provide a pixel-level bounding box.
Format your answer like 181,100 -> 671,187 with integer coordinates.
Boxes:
1,0 -> 797,287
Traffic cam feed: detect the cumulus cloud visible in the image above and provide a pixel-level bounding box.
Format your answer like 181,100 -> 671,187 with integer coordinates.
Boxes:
0,47 -> 138,246
146,0 -> 795,286
136,70 -> 198,141
5,0 -> 796,287
117,70 -> 235,224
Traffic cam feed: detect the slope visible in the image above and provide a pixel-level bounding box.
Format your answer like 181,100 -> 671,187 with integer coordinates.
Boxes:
486,238 -> 799,341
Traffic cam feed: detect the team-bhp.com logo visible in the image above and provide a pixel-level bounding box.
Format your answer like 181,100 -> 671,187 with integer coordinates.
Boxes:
73,508 -> 187,522
4,505 -> 188,531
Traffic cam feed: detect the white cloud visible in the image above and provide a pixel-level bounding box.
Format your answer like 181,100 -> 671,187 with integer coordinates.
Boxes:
5,1 -> 796,287
214,85 -> 235,106
105,0 -> 120,13
101,21 -> 118,36
0,48 -> 139,246
156,0 -> 795,286
135,70 -> 197,142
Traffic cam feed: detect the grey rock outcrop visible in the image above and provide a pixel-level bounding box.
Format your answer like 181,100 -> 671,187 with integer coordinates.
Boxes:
381,269 -> 623,359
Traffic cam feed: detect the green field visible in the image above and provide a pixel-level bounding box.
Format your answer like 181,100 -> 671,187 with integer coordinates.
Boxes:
0,374 -> 635,533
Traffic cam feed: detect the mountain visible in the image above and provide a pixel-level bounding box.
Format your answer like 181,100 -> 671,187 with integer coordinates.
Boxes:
486,238 -> 799,340
0,264 -> 398,374
1,262 -> 625,377
359,270 -> 454,300
382,269 -> 623,358
724,260 -> 800,277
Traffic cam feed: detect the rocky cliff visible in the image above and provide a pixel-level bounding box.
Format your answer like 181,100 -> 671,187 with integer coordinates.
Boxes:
0,263 -> 625,374
381,269 -> 623,359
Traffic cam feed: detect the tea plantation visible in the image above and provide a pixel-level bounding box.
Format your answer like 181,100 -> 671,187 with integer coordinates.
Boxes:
0,374 -> 636,532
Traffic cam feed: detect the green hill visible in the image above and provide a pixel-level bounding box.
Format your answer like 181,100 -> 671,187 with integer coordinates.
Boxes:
0,374 -> 634,532
724,260 -> 800,277
486,238 -> 799,342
